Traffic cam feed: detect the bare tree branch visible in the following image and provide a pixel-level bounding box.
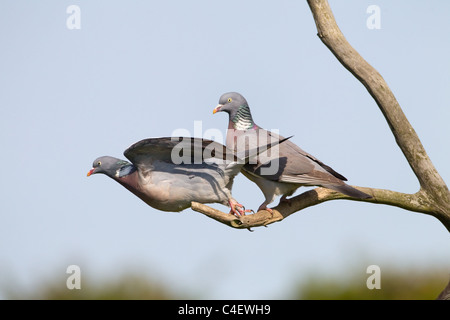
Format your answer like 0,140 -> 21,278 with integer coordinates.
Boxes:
192,186 -> 434,230
305,0 -> 450,231
436,278 -> 450,300
190,0 -> 450,299
191,1 -> 450,233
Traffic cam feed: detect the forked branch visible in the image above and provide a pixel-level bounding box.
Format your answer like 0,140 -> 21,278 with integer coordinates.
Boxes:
191,0 -> 450,232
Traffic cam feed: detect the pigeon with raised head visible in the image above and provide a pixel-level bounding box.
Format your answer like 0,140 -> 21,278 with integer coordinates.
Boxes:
213,92 -> 371,212
87,136 -> 288,215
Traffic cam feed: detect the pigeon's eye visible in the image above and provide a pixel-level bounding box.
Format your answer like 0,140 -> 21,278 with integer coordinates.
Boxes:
97,161 -> 102,166
227,98 -> 232,103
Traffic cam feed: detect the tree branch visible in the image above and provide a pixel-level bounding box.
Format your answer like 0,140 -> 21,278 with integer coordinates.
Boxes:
191,185 -> 436,230
436,278 -> 450,300
192,2 -> 450,232
191,0 -> 450,299
192,1 -> 450,232
306,0 -> 450,230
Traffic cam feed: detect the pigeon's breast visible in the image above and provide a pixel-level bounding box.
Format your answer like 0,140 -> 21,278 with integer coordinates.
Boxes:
133,162 -> 231,211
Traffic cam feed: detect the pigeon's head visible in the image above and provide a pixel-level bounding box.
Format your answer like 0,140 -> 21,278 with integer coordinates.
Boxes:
213,92 -> 255,130
87,156 -> 132,178
213,92 -> 249,118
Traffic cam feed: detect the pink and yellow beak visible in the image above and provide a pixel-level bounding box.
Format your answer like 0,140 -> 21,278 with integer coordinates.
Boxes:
87,168 -> 95,177
213,104 -> 223,114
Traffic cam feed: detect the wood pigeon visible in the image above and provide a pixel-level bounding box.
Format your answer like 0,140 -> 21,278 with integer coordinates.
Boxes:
213,92 -> 372,212
87,136 -> 288,215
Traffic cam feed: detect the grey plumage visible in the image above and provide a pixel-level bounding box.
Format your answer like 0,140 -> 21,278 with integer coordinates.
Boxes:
213,92 -> 371,211
88,136 -> 288,214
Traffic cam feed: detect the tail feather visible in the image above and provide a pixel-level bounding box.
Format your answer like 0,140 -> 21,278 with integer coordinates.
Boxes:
323,183 -> 372,199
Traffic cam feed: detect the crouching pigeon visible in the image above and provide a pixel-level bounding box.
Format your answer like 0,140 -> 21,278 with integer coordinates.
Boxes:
88,136 -> 288,215
213,92 -> 372,212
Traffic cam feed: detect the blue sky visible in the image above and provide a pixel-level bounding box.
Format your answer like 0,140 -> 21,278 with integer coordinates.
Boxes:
0,1 -> 449,299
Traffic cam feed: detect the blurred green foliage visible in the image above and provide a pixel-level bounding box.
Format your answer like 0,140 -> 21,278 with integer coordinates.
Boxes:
2,267 -> 448,300
5,273 -> 186,300
294,269 -> 449,300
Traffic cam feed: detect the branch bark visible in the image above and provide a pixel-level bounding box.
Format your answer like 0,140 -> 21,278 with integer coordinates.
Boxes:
191,0 -> 450,232
306,0 -> 450,231
192,186 -> 433,230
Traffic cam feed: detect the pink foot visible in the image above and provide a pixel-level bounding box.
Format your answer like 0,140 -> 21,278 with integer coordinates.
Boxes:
228,200 -> 253,216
